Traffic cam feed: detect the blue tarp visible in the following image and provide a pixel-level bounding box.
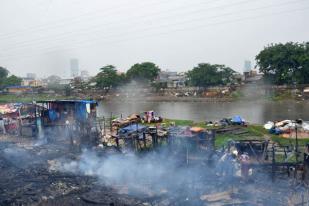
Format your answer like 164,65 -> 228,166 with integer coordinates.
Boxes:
119,124 -> 147,134
48,110 -> 58,121
231,115 -> 244,124
75,103 -> 87,122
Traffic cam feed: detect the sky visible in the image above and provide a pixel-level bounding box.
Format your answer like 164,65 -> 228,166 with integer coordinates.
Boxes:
0,0 -> 308,78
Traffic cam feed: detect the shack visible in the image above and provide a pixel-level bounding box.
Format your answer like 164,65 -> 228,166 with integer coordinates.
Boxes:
0,103 -> 37,136
168,126 -> 216,164
36,100 -> 98,144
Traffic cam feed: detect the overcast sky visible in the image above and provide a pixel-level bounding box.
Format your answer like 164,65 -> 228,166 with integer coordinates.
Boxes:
0,0 -> 308,78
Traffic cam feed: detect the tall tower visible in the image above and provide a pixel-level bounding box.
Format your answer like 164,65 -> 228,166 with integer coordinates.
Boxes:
244,60 -> 252,73
70,58 -> 79,78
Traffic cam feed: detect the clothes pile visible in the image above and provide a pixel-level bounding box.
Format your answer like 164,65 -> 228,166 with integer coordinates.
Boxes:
264,119 -> 309,138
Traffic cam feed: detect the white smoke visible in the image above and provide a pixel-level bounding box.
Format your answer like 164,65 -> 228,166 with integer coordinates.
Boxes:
56,148 -> 217,197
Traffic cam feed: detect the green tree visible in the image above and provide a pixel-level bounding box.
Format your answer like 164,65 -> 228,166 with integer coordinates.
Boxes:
126,62 -> 160,82
187,63 -> 236,87
95,65 -> 124,89
0,66 -> 9,86
3,75 -> 22,86
256,42 -> 309,85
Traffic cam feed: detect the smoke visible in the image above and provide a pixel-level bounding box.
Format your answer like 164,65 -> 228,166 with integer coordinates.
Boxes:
57,148 -> 227,198
3,146 -> 44,168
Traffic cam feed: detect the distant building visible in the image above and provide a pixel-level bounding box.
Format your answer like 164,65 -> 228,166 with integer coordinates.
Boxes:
5,86 -> 32,94
44,75 -> 62,85
244,60 -> 252,72
26,73 -> 36,80
70,58 -> 79,78
59,78 -> 73,85
22,78 -> 44,87
80,70 -> 90,80
157,71 -> 186,88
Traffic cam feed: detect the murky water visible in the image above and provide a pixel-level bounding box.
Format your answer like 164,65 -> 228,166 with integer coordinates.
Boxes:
97,100 -> 309,124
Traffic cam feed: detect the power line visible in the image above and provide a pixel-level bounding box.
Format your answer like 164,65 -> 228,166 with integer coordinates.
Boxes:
1,5 -> 308,62
0,0 -> 180,39
1,0 -> 305,54
0,0 -> 244,48
0,0 -> 221,42
2,0 -> 300,51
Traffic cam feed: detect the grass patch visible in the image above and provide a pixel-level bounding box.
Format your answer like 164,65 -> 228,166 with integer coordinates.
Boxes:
0,94 -> 78,103
162,119 -> 194,126
231,91 -> 244,99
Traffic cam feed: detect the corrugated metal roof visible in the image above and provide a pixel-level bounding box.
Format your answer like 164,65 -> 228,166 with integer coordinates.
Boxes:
36,100 -> 97,104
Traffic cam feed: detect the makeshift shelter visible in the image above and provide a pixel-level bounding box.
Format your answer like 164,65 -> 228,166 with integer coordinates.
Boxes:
0,103 -> 38,136
36,100 -> 97,126
35,100 -> 98,144
118,124 -> 147,136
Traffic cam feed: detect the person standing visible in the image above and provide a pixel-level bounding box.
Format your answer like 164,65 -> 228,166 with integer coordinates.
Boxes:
0,117 -> 6,135
239,152 -> 250,180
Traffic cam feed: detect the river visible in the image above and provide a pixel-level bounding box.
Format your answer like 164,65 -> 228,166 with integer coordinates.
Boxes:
97,100 -> 309,124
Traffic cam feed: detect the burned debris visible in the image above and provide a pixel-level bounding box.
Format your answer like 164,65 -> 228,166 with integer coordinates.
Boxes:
1,102 -> 309,205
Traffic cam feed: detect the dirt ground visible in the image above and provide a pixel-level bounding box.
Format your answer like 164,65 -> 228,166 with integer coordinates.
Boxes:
0,134 -> 308,206
0,135 -> 143,206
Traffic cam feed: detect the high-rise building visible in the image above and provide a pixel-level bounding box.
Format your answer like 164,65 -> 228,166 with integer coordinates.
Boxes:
244,60 -> 252,72
70,58 -> 79,78
26,73 -> 36,80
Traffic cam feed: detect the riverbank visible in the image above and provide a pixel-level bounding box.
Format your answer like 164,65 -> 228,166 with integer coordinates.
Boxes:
1,90 -> 308,103
0,94 -> 78,103
145,118 -> 309,149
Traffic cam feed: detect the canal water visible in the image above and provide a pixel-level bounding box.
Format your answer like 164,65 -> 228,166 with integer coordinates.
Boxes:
97,100 -> 309,124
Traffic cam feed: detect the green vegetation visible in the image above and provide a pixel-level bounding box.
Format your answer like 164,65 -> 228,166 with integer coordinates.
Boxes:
126,62 -> 160,82
0,67 -> 22,88
94,65 -> 126,90
150,119 -> 309,149
264,90 -> 295,101
0,94 -> 77,103
256,42 -> 309,85
231,91 -> 244,99
186,63 -> 237,87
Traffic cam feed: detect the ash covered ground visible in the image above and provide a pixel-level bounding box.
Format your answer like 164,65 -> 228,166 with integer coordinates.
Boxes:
0,135 -> 307,206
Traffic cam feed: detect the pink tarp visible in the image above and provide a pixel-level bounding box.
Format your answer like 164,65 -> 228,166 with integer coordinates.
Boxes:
0,104 -> 18,115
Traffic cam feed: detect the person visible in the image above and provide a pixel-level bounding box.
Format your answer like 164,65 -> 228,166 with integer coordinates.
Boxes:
0,117 -> 6,134
239,152 -> 250,180
217,153 -> 235,177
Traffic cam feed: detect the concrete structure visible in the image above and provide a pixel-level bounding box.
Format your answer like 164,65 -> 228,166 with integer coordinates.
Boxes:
157,71 -> 186,88
21,78 -> 44,87
70,58 -> 79,78
5,86 -> 32,94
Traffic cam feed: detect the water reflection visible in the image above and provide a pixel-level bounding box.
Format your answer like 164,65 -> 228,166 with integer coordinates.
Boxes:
97,101 -> 309,123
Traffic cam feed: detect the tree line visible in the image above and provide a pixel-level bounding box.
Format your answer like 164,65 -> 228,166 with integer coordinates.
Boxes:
256,42 -> 309,85
95,41 -> 309,89
0,67 -> 22,89
1,41 -> 308,90
93,62 -> 238,89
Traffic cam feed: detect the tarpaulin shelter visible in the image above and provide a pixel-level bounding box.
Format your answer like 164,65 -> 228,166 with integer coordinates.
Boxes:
35,100 -> 99,144
118,124 -> 147,135
0,104 -> 19,116
36,100 -> 97,126
231,115 -> 245,125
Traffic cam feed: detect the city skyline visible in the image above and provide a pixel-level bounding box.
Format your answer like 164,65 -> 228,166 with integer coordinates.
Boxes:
0,0 -> 308,77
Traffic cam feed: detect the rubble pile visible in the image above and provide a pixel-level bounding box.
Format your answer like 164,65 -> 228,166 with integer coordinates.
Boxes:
0,138 -> 142,206
0,133 -> 308,205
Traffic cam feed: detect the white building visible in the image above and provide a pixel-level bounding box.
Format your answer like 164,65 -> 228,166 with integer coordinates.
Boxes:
157,71 -> 186,88
70,58 -> 79,78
